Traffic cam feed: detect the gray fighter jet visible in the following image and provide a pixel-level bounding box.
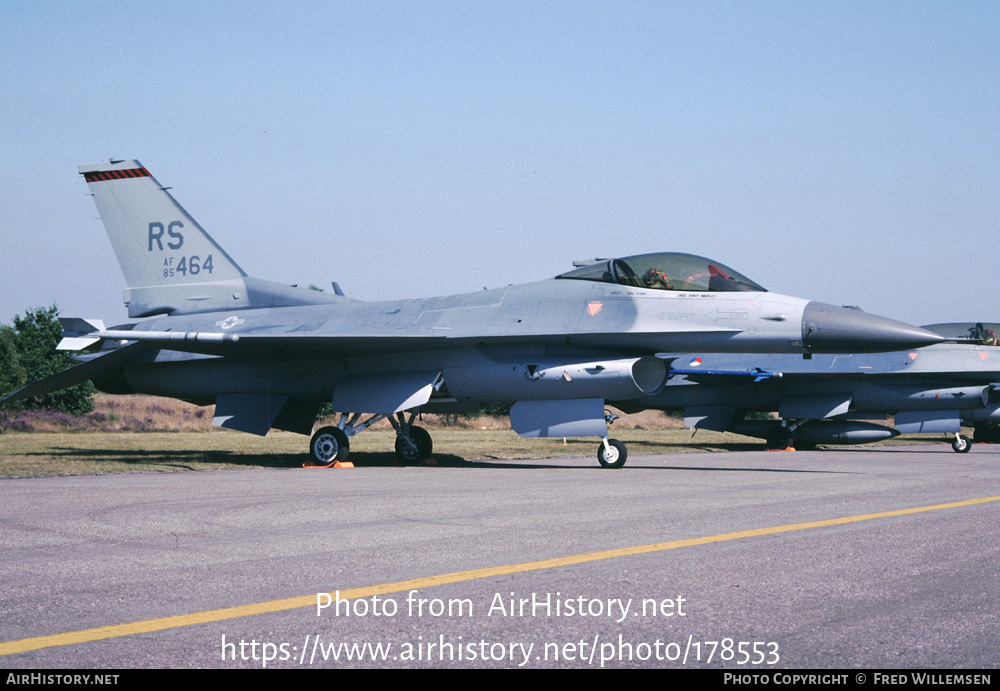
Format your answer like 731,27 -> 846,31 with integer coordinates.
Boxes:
622,323 -> 1000,453
1,160 -> 944,467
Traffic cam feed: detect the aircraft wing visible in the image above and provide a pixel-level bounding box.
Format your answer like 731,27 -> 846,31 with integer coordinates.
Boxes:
55,323 -> 740,359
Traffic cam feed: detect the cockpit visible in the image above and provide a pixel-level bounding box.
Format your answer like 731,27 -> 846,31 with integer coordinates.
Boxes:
923,322 -> 1000,346
555,252 -> 766,293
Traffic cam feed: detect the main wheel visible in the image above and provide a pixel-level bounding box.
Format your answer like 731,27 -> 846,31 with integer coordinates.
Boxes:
310,426 -> 350,464
766,427 -> 794,451
952,435 -> 971,453
395,425 -> 433,463
597,438 -> 627,469
973,424 -> 998,443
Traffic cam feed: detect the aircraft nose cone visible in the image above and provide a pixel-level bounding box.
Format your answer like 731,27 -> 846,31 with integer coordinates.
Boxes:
801,302 -> 944,353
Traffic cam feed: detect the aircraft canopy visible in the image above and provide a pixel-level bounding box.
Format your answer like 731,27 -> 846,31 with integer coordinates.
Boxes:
923,322 -> 999,345
556,252 -> 766,293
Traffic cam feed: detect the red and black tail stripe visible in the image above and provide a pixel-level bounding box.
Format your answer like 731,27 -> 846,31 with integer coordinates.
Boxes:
83,167 -> 151,183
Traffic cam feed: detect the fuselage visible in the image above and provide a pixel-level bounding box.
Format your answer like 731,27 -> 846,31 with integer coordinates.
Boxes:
94,275 -> 944,412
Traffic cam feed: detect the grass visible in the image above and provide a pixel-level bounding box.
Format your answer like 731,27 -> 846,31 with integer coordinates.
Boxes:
0,393 -> 685,434
0,394 -> 959,478
0,428 -> 774,478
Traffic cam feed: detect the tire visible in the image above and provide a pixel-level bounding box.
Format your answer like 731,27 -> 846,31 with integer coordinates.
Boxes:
765,427 -> 793,451
973,425 -> 998,444
310,426 -> 350,464
395,425 -> 433,463
597,438 -> 628,469
952,435 -> 971,453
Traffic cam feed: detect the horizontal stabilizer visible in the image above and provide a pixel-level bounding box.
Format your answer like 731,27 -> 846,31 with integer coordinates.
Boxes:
1,343 -> 145,407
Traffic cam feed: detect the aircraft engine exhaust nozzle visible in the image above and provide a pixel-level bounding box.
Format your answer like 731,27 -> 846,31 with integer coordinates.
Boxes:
801,302 -> 944,353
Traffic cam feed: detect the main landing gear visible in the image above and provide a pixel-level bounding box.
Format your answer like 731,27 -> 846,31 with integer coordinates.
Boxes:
765,426 -> 795,451
973,423 -> 1000,444
308,410 -> 435,465
310,426 -> 350,465
308,405 -> 631,468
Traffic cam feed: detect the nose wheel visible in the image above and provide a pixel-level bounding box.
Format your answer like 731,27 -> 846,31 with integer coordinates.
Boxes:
951,434 -> 971,453
597,438 -> 627,468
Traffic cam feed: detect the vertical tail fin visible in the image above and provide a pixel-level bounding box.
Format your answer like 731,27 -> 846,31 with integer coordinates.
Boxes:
79,160 -> 345,317
79,160 -> 245,289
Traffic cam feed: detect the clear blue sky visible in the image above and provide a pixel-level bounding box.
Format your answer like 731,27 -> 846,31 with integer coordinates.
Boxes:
2,1 -> 998,327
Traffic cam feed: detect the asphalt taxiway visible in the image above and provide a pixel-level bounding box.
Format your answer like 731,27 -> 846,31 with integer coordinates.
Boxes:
1,445 -> 997,668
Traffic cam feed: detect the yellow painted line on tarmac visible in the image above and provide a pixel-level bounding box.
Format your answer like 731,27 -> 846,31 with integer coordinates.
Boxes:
3,494 -> 998,656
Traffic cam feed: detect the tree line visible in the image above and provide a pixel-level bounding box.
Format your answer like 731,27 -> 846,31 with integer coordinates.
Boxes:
1,306 -> 94,415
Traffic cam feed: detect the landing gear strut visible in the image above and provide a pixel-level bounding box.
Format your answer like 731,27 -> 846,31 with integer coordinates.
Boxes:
765,426 -> 794,451
389,412 -> 433,463
307,409 -> 436,465
973,423 -> 1000,444
595,409 -> 627,468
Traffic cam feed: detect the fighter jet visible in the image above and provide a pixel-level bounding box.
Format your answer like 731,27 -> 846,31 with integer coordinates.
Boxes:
1,160 -> 944,467
623,323 -> 1000,453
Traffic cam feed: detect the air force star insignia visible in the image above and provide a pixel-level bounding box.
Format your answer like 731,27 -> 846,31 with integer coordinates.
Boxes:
216,316 -> 245,330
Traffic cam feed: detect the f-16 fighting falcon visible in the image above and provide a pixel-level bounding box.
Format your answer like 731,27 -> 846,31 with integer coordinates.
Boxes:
1,160 -> 944,468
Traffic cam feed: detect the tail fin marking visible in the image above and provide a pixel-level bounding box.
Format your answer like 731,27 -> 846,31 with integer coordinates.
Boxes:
79,160 -> 245,291
79,160 -> 345,317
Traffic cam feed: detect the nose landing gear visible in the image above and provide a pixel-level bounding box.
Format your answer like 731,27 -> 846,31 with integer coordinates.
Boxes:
597,438 -> 628,468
